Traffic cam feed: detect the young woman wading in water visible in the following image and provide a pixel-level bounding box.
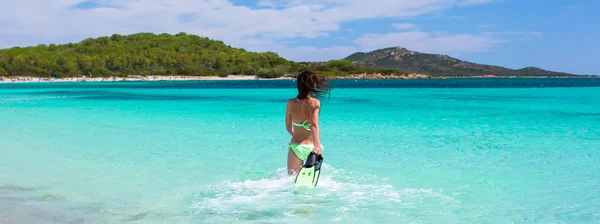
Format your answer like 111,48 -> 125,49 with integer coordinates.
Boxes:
284,70 -> 330,175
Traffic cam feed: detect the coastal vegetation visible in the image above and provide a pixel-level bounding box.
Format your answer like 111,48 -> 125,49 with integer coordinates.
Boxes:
0,32 -> 402,78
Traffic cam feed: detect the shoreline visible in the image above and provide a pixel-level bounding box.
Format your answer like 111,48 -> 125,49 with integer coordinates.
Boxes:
0,74 -> 598,83
0,75 -> 287,83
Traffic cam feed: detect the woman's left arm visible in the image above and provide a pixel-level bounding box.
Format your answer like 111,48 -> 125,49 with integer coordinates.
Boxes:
285,100 -> 293,136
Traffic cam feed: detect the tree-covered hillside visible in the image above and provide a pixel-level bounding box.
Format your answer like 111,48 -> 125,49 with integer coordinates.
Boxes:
0,32 -> 402,78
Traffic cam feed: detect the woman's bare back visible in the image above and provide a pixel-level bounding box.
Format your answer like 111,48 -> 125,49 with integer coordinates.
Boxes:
286,97 -> 318,144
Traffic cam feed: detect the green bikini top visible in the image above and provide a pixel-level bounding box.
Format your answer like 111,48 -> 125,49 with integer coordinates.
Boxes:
292,120 -> 311,131
292,96 -> 314,131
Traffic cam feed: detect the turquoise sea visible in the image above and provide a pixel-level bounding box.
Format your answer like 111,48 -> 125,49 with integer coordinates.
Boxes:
1,79 -> 599,224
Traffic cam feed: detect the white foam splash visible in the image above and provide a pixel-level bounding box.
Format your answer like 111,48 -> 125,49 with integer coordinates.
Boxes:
191,164 -> 459,223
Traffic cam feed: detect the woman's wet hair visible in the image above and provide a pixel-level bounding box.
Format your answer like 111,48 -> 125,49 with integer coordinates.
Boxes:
296,70 -> 330,100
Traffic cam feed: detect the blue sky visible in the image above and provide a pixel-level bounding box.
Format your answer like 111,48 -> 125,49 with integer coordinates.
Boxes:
0,0 -> 598,75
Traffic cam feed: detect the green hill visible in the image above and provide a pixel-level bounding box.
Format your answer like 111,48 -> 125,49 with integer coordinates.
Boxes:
0,32 -> 401,78
344,47 -> 579,77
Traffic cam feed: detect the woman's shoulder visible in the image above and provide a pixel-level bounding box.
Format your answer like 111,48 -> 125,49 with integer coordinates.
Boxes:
286,98 -> 298,107
307,97 -> 320,102
286,97 -> 320,105
307,97 -> 320,107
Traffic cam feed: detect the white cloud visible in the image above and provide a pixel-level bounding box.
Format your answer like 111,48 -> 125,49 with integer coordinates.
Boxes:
0,0 -> 499,61
277,46 -> 358,61
256,0 -> 278,8
234,37 -> 356,61
353,31 -> 542,55
1,0 -> 497,41
392,23 -> 418,30
353,31 -> 507,54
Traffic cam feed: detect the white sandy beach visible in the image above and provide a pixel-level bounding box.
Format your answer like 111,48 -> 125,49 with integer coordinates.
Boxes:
1,74 -> 594,84
0,73 -> 434,84
0,75 -> 298,84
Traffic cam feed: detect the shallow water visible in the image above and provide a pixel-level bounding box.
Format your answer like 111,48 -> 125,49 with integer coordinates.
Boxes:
1,79 -> 599,223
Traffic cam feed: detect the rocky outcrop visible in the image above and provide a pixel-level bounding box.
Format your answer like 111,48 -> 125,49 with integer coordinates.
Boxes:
330,73 -> 430,80
344,46 -> 581,77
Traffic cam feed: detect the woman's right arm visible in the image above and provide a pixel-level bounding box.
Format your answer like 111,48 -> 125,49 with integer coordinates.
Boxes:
309,99 -> 322,155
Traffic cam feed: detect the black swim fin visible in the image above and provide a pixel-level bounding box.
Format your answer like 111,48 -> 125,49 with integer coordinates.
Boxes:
294,152 -> 323,188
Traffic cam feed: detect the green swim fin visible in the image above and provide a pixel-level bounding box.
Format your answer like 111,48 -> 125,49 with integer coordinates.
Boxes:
294,152 -> 323,188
